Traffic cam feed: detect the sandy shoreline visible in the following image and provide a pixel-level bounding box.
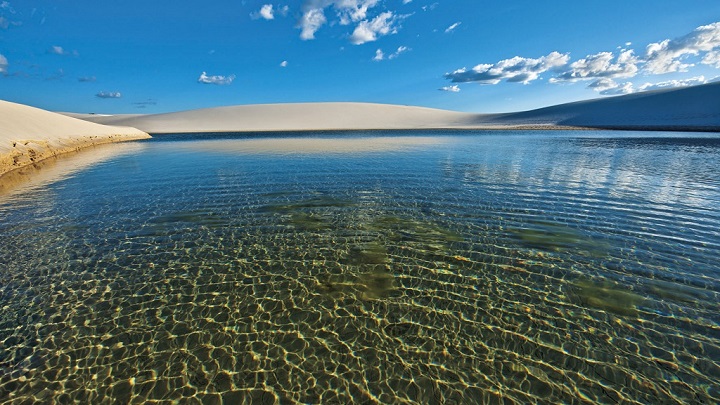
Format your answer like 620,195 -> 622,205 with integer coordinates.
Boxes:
0,100 -> 150,179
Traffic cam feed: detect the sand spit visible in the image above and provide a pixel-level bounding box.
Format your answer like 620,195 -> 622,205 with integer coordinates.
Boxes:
0,100 -> 151,178
67,82 -> 720,134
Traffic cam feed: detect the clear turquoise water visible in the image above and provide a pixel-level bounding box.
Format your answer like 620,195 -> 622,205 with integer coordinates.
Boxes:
0,131 -> 719,404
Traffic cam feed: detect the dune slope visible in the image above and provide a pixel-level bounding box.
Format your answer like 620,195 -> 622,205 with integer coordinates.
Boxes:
487,82 -> 720,130
0,100 -> 151,177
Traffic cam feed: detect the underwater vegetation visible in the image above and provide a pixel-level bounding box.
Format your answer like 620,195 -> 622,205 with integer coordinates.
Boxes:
570,278 -> 646,316
260,196 -> 354,231
140,209 -> 229,236
259,196 -> 355,213
508,220 -> 609,256
316,268 -> 395,301
365,215 -> 464,255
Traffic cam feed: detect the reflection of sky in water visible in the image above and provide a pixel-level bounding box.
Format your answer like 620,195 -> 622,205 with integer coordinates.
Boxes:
0,131 -> 719,404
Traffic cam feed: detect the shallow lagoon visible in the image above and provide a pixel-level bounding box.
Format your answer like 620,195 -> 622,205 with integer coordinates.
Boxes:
1,131 -> 719,404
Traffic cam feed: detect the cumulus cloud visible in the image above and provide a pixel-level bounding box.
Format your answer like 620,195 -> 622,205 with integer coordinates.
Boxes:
702,50 -> 720,68
388,45 -> 409,59
439,85 -> 460,92
372,48 -> 384,61
198,71 -> 235,85
280,60 -> 288,67
445,22 -> 461,33
252,4 -> 275,20
299,7 -> 327,40
299,0 -> 403,43
588,75 -> 708,95
349,11 -> 397,45
0,53 -> 7,74
445,51 -> 570,85
373,46 -> 409,61
48,45 -> 78,56
336,0 -> 380,25
645,22 -> 720,74
551,50 -> 638,82
49,45 -> 66,55
96,91 -> 122,99
638,76 -> 707,92
587,78 -> 634,95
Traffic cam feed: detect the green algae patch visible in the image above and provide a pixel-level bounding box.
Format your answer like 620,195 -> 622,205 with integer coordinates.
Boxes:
509,220 -> 609,256
259,196 -> 354,214
316,268 -> 395,301
288,212 -> 331,231
572,279 -> 645,317
344,242 -> 389,266
366,215 -> 464,252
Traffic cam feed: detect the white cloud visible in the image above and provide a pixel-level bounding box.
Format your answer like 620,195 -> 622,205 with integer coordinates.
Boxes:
96,91 -> 122,99
551,50 -> 638,82
280,60 -> 288,67
638,75 -> 707,92
49,45 -> 65,55
374,46 -> 409,61
299,7 -> 327,40
403,0 -> 412,4
252,4 -> 275,20
645,22 -> 720,74
372,48 -> 384,61
587,78 -> 634,95
445,22 -> 461,33
388,45 -> 409,59
349,11 -> 397,45
0,53 -> 7,74
702,50 -> 720,68
48,45 -> 78,56
338,0 -> 380,25
300,0 -> 401,43
445,51 -> 570,85
587,75 -> 708,96
439,85 -> 460,92
197,71 -> 235,85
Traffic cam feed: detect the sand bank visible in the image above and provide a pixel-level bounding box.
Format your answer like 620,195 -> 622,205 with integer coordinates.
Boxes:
0,100 -> 151,178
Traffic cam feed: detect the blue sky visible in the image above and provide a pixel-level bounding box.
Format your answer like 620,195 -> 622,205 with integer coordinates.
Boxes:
1,0 -> 720,114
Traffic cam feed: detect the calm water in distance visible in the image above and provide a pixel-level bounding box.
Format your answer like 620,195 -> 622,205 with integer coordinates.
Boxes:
0,130 -> 719,404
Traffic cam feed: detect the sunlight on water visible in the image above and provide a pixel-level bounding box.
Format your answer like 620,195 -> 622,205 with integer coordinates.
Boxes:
0,131 -> 719,404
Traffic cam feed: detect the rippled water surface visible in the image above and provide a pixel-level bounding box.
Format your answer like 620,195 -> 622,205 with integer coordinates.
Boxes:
1,131 -> 719,404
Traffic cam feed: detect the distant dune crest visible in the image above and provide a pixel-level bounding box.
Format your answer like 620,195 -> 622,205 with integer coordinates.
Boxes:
65,82 -> 720,134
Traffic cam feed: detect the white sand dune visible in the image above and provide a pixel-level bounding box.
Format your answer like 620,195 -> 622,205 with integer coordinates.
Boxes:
0,100 -> 151,178
67,82 -> 720,134
65,103 -> 490,133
